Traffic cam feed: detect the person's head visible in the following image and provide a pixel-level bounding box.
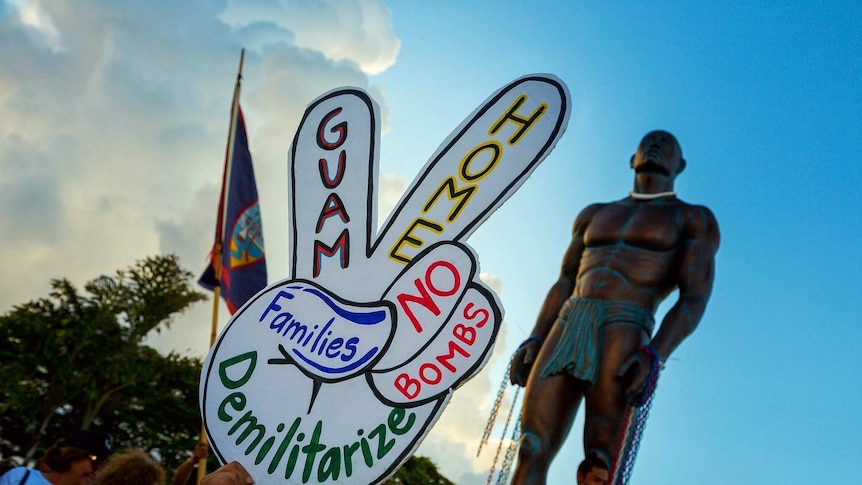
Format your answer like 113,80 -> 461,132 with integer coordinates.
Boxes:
630,130 -> 686,180
37,445 -> 96,485
576,454 -> 609,485
91,449 -> 165,485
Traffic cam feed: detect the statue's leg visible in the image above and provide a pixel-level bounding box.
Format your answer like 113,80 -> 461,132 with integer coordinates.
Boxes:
511,324 -> 587,485
583,324 -> 649,466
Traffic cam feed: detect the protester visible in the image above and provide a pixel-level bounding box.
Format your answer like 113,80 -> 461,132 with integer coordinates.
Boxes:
200,462 -> 253,485
0,444 -> 95,485
90,449 -> 165,485
171,442 -> 209,485
576,455 -> 609,485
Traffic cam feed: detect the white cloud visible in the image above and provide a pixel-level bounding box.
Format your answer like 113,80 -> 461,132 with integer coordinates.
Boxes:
479,272 -> 502,294
0,2 -> 507,483
219,0 -> 400,74
0,0 -> 400,310
10,0 -> 64,52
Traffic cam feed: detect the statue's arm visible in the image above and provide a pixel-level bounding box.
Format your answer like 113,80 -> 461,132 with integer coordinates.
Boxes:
510,204 -> 600,386
650,205 -> 721,361
531,203 -> 602,339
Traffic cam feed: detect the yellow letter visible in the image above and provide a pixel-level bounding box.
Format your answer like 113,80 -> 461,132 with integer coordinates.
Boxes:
389,218 -> 444,264
489,94 -> 547,145
423,176 -> 477,223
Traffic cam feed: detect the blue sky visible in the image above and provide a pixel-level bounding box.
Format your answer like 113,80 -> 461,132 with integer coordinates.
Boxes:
1,1 -> 860,483
377,3 -> 862,481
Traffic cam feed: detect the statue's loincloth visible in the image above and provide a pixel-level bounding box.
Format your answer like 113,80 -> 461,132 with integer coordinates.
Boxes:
542,298 -> 655,383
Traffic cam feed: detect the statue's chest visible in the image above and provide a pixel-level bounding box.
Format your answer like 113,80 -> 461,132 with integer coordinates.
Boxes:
586,204 -> 681,251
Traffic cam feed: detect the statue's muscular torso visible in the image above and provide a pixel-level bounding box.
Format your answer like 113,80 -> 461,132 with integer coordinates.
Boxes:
509,131 -> 721,485
574,197 -> 708,313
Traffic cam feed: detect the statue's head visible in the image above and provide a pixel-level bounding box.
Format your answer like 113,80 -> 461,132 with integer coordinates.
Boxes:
630,130 -> 686,179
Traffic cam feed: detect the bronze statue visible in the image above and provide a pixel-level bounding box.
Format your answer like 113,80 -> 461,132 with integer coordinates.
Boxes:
509,130 -> 720,484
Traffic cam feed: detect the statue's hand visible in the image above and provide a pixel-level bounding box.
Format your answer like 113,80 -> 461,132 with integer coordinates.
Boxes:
617,348 -> 658,406
509,338 -> 541,387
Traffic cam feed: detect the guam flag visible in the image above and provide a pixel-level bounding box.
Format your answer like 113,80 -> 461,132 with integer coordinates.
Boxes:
199,105 -> 267,314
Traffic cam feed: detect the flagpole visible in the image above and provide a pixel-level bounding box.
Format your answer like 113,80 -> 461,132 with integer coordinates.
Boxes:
198,48 -> 245,485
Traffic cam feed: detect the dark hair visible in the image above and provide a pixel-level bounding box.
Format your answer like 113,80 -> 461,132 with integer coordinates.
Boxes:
38,445 -> 93,473
577,454 -> 609,476
66,430 -> 113,462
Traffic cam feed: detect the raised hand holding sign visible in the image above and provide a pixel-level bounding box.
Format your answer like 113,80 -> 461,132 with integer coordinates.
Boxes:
200,75 -> 571,484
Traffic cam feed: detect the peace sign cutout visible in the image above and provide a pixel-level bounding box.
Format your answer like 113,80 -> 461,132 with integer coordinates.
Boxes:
201,74 -> 570,484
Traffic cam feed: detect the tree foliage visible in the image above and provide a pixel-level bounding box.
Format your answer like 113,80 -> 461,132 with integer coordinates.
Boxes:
0,255 -> 207,470
385,455 -> 456,485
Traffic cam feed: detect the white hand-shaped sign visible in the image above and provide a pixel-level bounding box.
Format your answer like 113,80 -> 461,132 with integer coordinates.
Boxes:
201,75 -> 570,484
